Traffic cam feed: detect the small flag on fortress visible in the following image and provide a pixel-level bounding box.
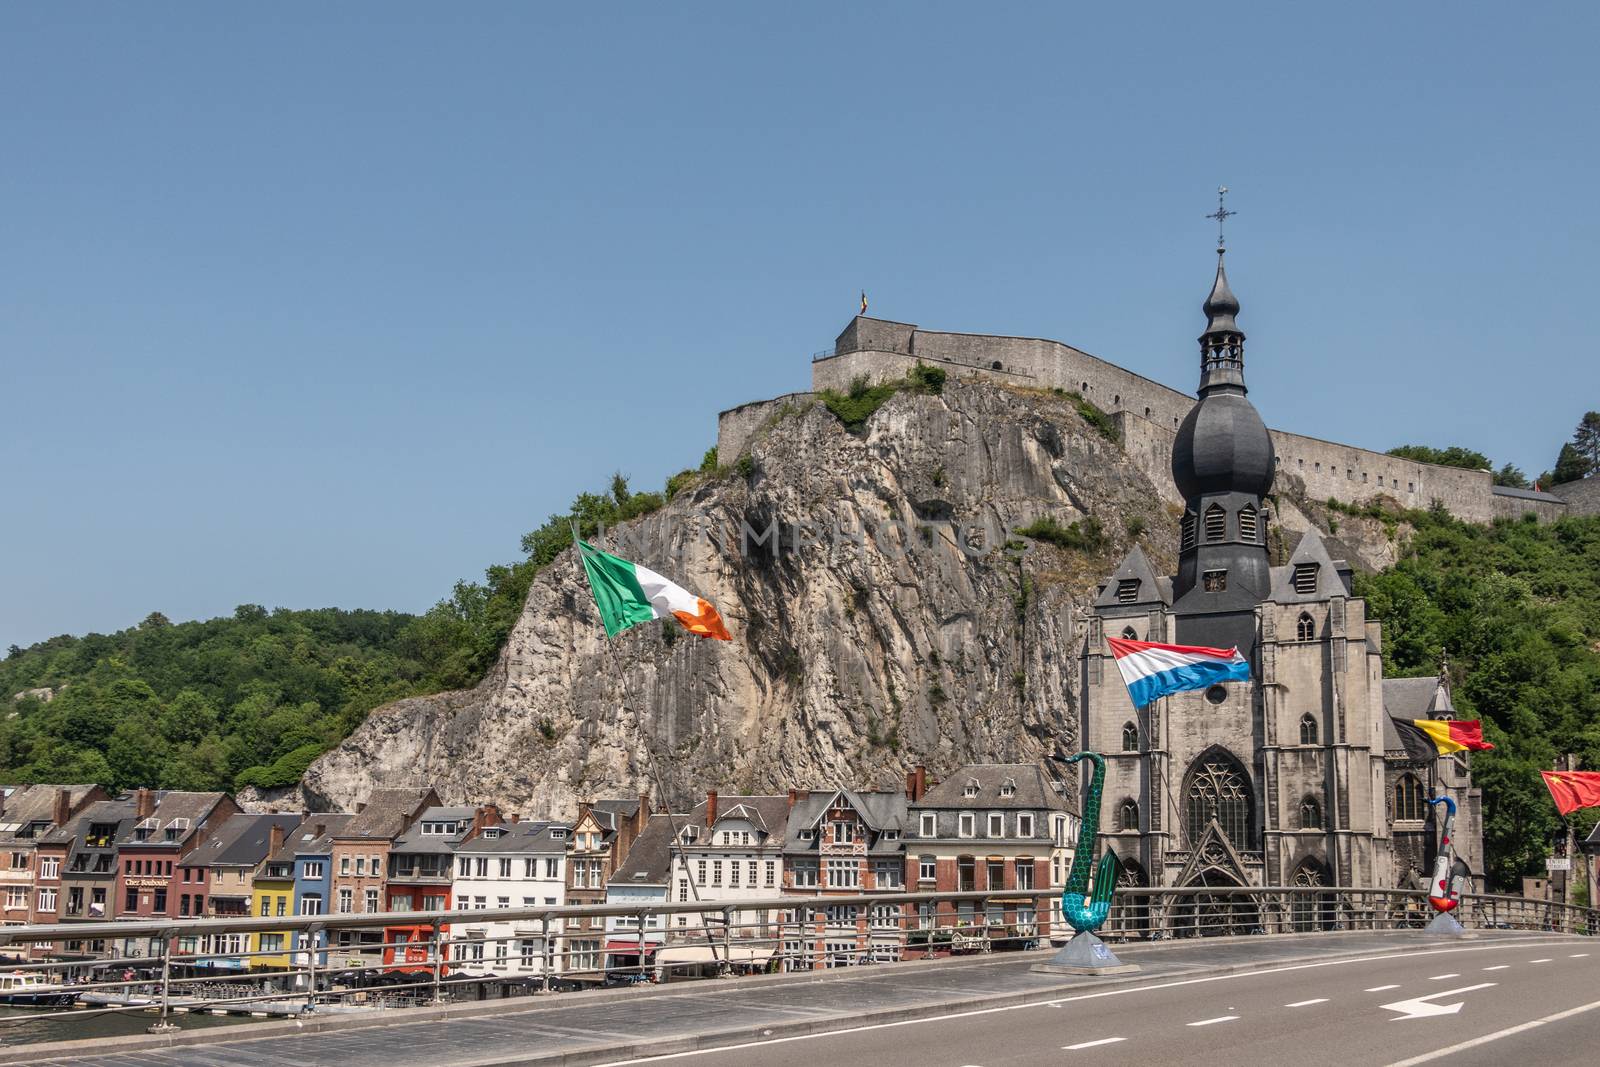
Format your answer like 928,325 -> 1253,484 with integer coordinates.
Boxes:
860,290 -> 868,315
575,539 -> 730,641
1541,770 -> 1600,816
1389,717 -> 1495,763
1107,637 -> 1250,708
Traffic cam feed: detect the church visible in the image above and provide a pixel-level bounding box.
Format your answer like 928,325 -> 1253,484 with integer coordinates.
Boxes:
1078,243 -> 1484,897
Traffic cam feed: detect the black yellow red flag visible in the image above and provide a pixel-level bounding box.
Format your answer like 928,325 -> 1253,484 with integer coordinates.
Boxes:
1389,717 -> 1494,764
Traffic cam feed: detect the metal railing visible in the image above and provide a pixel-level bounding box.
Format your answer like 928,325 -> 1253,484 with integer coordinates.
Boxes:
0,886 -> 1591,1036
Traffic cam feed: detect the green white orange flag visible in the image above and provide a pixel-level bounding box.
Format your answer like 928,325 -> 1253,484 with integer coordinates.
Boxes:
576,539 -> 730,641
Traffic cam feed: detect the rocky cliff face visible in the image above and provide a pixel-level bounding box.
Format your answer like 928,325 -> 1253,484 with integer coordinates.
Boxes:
303,381 -> 1354,818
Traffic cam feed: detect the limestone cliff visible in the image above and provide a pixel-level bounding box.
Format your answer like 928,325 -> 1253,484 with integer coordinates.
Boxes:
303,381 -> 1327,817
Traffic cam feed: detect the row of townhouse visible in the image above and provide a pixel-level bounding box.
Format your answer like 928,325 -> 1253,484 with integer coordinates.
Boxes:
596,763 -> 1083,974
0,762 -> 1081,979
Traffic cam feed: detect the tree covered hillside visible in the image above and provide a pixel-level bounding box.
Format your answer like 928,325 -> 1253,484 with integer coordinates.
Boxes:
1355,507 -> 1600,891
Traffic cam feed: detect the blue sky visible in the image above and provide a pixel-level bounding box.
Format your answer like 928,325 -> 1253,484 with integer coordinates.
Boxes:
3,3 -> 1597,649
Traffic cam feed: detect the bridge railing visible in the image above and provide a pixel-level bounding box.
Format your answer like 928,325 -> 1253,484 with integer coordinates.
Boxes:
0,886 -> 1591,1033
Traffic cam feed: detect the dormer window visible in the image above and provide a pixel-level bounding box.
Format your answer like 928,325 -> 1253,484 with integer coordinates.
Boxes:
550,828 -> 568,840
1238,506 -> 1258,543
1116,579 -> 1140,604
962,779 -> 979,798
1000,779 -> 1017,798
134,817 -> 157,841
1204,504 -> 1226,542
1293,563 -> 1319,595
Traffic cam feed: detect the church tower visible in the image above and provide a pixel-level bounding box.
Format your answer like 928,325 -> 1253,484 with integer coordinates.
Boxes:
1170,248 -> 1276,658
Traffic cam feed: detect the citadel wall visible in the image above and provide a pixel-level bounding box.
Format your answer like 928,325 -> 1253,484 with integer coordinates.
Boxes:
715,317 -> 1571,526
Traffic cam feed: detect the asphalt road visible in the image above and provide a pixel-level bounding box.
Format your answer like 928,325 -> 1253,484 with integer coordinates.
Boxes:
596,937 -> 1599,1067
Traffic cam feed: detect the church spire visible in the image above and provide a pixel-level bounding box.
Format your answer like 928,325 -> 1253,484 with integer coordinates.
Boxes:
1198,187 -> 1245,394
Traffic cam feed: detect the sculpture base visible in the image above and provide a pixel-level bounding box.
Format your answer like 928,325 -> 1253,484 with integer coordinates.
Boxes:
1031,932 -> 1141,976
1423,911 -> 1467,936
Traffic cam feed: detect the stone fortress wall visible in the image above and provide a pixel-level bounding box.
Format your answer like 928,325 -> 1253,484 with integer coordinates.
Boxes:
717,317 -> 1578,525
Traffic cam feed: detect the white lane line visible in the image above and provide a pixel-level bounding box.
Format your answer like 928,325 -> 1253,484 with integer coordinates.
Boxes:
1366,984 -> 1401,992
1188,1015 -> 1239,1027
1064,1037 -> 1127,1050
1529,958 -> 1552,963
592,939 -> 1593,1065
1571,953 -> 1590,958
1285,998 -> 1328,1007
1482,965 -> 1510,971
1427,973 -> 1459,980
1385,997 -> 1600,1066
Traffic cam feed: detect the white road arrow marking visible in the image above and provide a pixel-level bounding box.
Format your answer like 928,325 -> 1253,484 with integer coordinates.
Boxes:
1381,983 -> 1496,1021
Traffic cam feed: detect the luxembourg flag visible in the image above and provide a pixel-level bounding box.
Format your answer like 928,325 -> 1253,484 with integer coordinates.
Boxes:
1107,637 -> 1250,708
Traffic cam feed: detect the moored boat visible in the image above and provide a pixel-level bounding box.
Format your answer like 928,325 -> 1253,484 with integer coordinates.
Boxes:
0,970 -> 82,1007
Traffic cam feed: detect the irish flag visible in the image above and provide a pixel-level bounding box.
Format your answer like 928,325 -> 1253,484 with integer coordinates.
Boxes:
1107,637 -> 1250,708
576,539 -> 730,641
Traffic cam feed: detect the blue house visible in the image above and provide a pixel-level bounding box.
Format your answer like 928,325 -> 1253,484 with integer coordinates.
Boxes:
290,815 -> 354,969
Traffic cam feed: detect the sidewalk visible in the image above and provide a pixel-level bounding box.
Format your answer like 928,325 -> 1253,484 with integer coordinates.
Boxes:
10,930 -> 1571,1067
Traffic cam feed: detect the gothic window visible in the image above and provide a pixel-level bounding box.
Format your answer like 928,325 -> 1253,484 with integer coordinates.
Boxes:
1293,564 -> 1319,594
1296,612 -> 1315,641
1121,626 -> 1137,640
1393,774 -> 1425,822
1184,752 -> 1252,847
1122,722 -> 1139,751
1299,713 -> 1318,745
1203,570 -> 1227,592
1118,800 -> 1139,833
1238,505 -> 1258,543
1181,511 -> 1197,551
1116,579 -> 1140,604
1299,796 -> 1322,830
1204,504 -> 1226,543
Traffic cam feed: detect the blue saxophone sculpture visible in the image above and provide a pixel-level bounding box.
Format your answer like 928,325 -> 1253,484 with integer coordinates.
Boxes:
1426,795 -> 1470,913
1059,751 -> 1120,933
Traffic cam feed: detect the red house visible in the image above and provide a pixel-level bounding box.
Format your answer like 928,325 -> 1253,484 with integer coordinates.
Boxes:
112,789 -> 239,960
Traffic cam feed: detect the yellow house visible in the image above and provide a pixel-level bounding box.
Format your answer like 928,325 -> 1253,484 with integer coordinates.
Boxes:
250,839 -> 298,970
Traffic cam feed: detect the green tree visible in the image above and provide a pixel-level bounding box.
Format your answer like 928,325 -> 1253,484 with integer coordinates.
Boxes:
158,690 -> 220,745
1493,463 -> 1529,489
1552,442 -> 1590,485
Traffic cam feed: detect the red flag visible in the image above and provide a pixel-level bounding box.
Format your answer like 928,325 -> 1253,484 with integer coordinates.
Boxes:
1540,770 -> 1600,816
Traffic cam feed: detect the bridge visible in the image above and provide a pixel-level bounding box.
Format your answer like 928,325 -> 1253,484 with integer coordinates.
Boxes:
0,888 -> 1593,1066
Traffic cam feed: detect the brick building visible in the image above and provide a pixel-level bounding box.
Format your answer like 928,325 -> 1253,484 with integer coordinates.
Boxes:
782,787 -> 908,968
111,790 -> 240,958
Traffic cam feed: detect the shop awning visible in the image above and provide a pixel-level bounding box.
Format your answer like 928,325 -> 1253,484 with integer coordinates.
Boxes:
655,945 -> 774,966
603,940 -> 658,955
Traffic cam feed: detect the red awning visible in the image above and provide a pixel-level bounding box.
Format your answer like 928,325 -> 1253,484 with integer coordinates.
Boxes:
603,940 -> 657,955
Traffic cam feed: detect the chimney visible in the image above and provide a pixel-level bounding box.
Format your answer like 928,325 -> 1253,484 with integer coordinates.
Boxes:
788,788 -> 801,813
471,804 -> 504,837
637,792 -> 649,836
577,800 -> 593,826
706,791 -> 718,827
509,812 -> 521,824
135,788 -> 155,820
53,788 -> 71,828
313,822 -> 325,838
268,823 -> 287,856
909,765 -> 927,803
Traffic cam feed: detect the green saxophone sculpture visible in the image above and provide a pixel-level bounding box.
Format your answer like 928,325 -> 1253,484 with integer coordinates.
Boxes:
1031,750 -> 1140,975
1059,751 -> 1120,933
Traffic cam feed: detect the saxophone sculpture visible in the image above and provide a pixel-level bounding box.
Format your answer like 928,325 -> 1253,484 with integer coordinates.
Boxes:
1426,795 -> 1470,913
1059,751 -> 1121,933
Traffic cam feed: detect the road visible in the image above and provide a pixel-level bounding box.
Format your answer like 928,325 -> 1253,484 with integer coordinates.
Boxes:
596,937 -> 1599,1067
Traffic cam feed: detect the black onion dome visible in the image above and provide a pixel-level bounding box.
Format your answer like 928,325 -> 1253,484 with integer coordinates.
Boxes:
1201,256 -> 1241,336
1171,391 -> 1275,500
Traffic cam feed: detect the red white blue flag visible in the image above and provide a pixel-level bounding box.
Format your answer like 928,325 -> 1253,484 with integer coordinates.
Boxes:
1107,637 -> 1250,708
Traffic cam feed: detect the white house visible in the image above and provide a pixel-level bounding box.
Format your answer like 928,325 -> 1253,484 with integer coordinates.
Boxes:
602,813 -> 678,976
660,793 -> 790,973
449,820 -> 569,977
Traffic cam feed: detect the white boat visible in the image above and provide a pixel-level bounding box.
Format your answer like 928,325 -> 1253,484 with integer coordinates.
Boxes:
0,970 -> 81,1007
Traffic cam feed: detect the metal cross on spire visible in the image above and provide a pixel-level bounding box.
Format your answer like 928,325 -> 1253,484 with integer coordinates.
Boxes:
1205,185 -> 1235,252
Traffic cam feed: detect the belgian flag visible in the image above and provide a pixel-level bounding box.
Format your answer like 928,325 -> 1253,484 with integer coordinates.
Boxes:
1390,717 -> 1495,764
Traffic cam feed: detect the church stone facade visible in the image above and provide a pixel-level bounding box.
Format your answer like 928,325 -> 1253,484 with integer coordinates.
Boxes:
1079,249 -> 1483,893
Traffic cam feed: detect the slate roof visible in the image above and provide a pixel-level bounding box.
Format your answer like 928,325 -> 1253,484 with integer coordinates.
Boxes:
114,792 -> 230,849
455,820 -> 569,855
608,814 -> 679,888
911,763 -> 1074,812
1268,528 -> 1347,603
0,784 -> 99,842
391,806 -> 476,854
269,813 -> 357,864
1491,485 -> 1563,502
1381,676 -> 1452,750
683,795 -> 791,846
784,789 -> 909,856
191,813 -> 304,869
1094,545 -> 1172,609
334,787 -> 438,841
